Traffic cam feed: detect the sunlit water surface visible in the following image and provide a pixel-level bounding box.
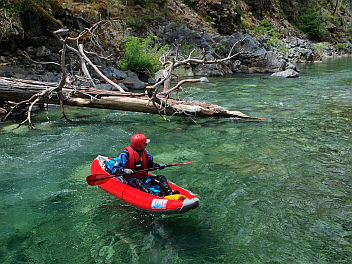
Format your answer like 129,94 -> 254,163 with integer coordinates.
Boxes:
1,57 -> 351,263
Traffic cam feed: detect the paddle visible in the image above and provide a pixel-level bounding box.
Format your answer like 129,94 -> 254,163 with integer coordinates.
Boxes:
86,161 -> 196,186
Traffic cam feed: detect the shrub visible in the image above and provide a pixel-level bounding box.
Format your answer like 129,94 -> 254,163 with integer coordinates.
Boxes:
120,35 -> 169,73
335,42 -> 347,51
260,19 -> 271,31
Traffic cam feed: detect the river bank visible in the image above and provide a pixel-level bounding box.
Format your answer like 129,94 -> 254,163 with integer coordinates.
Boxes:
1,5 -> 352,120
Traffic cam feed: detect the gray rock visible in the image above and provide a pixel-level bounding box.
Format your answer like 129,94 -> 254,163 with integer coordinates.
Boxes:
91,72 -> 101,79
117,83 -> 129,92
36,46 -> 51,58
102,67 -> 127,80
95,83 -> 115,91
124,76 -> 148,90
72,14 -> 91,31
156,30 -> 288,75
286,62 -> 299,72
154,69 -> 165,83
42,72 -> 57,82
95,82 -> 129,92
194,63 -> 225,76
271,69 -> 299,78
29,75 -> 43,81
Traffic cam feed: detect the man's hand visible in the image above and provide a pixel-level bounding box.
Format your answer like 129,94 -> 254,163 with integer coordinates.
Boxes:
158,164 -> 166,169
118,176 -> 128,184
123,168 -> 134,175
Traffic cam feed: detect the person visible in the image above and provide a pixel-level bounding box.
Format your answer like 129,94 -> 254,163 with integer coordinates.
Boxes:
105,134 -> 174,197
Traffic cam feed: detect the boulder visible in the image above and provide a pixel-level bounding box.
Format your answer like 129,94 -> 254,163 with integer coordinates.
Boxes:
156,26 -> 288,75
199,77 -> 209,82
124,77 -> 148,90
124,71 -> 148,90
102,67 -> 127,80
271,69 -> 299,78
95,83 -> 129,92
36,46 -> 51,58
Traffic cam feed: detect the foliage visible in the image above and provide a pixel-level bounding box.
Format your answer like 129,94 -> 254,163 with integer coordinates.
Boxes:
295,4 -> 324,40
133,0 -> 168,8
122,0 -> 169,28
260,19 -> 271,31
0,0 -> 27,14
314,43 -> 325,57
251,25 -> 266,35
0,0 -> 52,14
268,36 -> 281,46
335,42 -> 348,51
120,35 -> 169,73
179,44 -> 201,57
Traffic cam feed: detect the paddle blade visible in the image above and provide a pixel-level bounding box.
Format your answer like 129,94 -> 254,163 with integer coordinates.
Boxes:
171,161 -> 196,166
86,174 -> 113,186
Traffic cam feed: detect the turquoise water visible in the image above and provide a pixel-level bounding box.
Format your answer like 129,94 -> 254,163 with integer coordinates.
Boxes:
1,57 -> 351,263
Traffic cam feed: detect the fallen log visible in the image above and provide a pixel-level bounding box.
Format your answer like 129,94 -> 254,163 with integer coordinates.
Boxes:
0,77 -> 262,119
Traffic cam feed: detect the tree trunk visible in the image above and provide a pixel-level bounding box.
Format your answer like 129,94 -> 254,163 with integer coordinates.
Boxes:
0,77 -> 262,119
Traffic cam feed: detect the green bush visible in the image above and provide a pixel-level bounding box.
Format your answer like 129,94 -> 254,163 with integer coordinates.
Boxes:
260,19 -> 271,31
120,35 -> 169,73
335,42 -> 347,51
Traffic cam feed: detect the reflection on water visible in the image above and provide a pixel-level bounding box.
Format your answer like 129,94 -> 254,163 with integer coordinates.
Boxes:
1,57 -> 352,263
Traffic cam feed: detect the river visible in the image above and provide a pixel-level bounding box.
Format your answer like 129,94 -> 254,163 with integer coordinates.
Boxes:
1,57 -> 351,263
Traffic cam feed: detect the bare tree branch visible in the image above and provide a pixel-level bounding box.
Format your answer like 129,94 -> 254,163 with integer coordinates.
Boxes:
158,78 -> 201,97
148,37 -> 247,119
154,37 -> 247,96
78,44 -> 124,92
1,22 -> 258,127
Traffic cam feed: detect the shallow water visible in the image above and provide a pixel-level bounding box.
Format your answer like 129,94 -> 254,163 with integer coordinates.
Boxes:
1,57 -> 351,263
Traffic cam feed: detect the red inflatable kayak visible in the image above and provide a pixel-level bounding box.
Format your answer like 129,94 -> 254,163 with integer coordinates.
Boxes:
89,156 -> 199,214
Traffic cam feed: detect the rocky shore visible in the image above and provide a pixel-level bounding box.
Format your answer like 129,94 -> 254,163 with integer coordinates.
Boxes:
1,12 -> 352,89
1,18 -> 351,119
1,29 -> 350,90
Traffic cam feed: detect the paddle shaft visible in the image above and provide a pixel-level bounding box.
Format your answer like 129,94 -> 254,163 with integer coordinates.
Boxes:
87,161 -> 195,185
93,166 -> 163,182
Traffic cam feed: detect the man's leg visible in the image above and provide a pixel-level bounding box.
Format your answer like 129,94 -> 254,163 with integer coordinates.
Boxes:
152,175 -> 172,197
130,178 -> 156,195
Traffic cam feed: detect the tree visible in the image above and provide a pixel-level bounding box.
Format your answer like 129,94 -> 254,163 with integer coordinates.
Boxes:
296,4 -> 324,40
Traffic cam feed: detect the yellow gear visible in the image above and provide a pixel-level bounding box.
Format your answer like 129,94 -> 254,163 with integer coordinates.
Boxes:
164,194 -> 187,200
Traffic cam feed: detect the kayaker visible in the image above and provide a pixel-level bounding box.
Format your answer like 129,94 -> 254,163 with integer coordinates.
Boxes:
105,134 -> 173,197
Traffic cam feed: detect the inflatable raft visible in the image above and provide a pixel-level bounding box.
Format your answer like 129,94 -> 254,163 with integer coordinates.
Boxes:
89,156 -> 199,214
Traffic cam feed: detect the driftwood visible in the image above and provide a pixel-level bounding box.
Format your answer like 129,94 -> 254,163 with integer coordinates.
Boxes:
0,77 -> 261,120
0,21 -> 261,127
155,38 -> 246,93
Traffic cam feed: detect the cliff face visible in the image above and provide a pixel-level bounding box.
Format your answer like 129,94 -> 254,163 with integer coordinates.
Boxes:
0,0 -> 351,67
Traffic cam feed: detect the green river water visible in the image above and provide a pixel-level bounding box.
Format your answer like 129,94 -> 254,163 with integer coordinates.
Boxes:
1,57 -> 351,263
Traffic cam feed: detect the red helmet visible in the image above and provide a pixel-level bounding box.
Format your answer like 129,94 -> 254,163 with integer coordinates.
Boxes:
131,134 -> 150,150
